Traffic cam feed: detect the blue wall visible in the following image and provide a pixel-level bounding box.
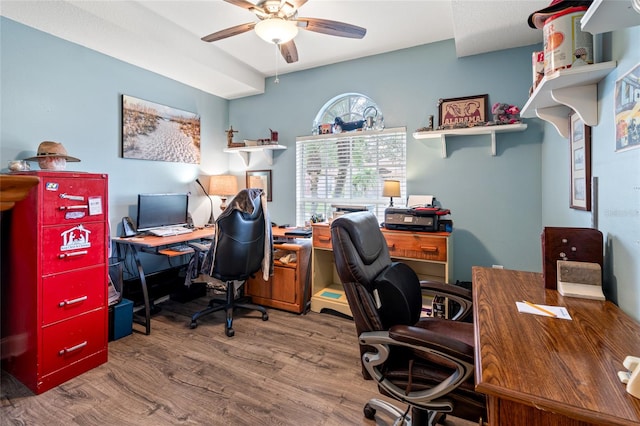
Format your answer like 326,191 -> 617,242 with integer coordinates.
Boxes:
2,17 -> 637,321
540,26 -> 640,319
229,40 -> 544,282
0,17 -> 229,273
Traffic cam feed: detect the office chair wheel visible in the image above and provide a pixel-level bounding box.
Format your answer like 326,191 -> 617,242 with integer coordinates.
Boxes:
225,327 -> 235,337
262,312 -> 269,321
190,320 -> 198,329
363,403 -> 376,420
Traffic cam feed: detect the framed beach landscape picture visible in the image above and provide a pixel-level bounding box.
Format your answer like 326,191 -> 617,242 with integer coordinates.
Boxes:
121,95 -> 201,164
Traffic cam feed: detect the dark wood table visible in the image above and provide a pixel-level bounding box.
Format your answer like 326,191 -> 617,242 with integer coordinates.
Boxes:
473,266 -> 640,425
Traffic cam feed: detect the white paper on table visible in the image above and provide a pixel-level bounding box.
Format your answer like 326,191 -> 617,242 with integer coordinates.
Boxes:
407,195 -> 435,208
516,302 -> 572,320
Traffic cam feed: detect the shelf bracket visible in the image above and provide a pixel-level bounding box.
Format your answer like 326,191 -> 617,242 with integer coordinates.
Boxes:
551,84 -> 598,126
236,151 -> 249,167
490,132 -> 497,156
439,130 -> 499,157
233,149 -> 274,167
536,105 -> 572,139
262,149 -> 274,165
439,134 -> 447,158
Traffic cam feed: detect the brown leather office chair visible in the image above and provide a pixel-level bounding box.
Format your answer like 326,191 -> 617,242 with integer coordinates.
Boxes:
330,212 -> 486,425
189,188 -> 272,337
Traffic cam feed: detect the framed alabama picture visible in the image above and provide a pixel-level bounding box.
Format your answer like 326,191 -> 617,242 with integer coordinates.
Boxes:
438,94 -> 488,129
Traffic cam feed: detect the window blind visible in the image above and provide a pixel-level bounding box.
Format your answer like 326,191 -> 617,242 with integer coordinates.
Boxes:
296,127 -> 407,225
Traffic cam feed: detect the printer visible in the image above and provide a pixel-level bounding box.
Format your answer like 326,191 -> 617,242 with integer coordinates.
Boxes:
384,195 -> 452,232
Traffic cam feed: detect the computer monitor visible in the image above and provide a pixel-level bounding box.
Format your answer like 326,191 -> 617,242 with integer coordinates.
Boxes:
136,193 -> 189,232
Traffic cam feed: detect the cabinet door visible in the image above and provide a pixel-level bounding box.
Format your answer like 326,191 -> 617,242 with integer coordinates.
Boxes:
246,276 -> 272,299
271,266 -> 297,304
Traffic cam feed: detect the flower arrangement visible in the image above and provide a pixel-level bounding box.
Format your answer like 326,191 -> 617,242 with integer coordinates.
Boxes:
490,103 -> 521,125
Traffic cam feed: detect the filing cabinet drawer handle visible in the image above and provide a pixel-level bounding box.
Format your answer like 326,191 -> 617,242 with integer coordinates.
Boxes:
60,193 -> 85,201
420,246 -> 438,253
319,236 -> 331,242
58,295 -> 88,307
58,205 -> 88,210
58,341 -> 87,356
58,250 -> 88,258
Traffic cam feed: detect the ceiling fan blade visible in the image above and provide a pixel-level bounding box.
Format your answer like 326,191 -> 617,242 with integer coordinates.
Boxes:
280,40 -> 299,64
224,0 -> 259,11
224,0 -> 267,17
288,0 -> 309,10
297,17 -> 366,39
201,22 -> 256,42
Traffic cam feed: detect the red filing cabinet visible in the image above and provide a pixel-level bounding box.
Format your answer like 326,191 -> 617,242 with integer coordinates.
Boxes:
1,171 -> 109,394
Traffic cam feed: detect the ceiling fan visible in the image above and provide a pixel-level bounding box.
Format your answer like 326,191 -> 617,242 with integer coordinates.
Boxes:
201,0 -> 367,64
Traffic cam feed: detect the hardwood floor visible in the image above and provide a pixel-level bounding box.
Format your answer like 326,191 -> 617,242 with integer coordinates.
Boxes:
1,294 -> 477,425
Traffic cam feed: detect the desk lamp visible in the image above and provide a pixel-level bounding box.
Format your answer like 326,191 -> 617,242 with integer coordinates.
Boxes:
209,175 -> 238,211
196,178 -> 215,226
382,179 -> 401,207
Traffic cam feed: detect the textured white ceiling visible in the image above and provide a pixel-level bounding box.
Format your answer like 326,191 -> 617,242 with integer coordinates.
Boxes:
1,0 -> 549,99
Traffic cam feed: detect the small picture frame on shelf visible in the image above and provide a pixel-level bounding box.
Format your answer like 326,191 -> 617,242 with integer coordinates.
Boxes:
569,112 -> 591,211
438,94 -> 488,129
246,170 -> 272,202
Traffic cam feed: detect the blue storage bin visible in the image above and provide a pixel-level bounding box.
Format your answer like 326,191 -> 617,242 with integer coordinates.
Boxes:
109,298 -> 133,341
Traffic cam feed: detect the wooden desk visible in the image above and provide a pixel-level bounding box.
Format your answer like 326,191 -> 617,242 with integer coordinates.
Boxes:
112,228 -> 214,334
246,239 -> 312,314
310,223 -> 451,317
0,174 -> 40,211
473,267 -> 640,426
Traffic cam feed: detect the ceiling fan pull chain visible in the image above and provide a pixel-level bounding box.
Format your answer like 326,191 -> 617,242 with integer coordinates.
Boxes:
274,43 -> 280,84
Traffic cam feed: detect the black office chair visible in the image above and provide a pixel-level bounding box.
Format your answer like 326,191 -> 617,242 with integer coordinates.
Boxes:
189,188 -> 272,337
330,212 -> 486,425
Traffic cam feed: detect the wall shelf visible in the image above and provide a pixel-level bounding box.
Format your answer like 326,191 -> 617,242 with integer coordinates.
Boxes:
581,0 -> 640,34
412,123 -> 528,158
223,144 -> 287,167
520,61 -> 616,138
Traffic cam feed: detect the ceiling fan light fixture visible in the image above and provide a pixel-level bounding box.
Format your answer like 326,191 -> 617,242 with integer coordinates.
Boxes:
255,18 -> 298,44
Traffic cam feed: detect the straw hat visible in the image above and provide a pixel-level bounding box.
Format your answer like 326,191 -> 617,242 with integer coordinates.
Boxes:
23,141 -> 80,162
527,0 -> 593,29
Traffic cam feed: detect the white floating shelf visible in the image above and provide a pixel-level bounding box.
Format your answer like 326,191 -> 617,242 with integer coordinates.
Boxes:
223,144 -> 287,167
412,123 -> 528,158
581,0 -> 640,34
520,61 -> 616,138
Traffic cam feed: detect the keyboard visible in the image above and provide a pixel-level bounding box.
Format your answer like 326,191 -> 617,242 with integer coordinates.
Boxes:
148,226 -> 194,237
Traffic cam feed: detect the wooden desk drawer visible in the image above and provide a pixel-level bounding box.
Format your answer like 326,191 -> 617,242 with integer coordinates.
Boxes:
384,233 -> 447,262
312,225 -> 332,249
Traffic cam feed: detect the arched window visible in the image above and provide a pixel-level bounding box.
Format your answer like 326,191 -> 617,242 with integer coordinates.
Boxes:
312,93 -> 383,134
297,93 -> 406,225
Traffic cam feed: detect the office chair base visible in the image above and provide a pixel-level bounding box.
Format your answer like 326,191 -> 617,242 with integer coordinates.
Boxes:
364,399 -> 446,426
189,284 -> 269,337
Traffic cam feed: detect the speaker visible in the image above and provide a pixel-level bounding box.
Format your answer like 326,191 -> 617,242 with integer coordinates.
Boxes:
122,216 -> 137,237
187,212 -> 194,229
